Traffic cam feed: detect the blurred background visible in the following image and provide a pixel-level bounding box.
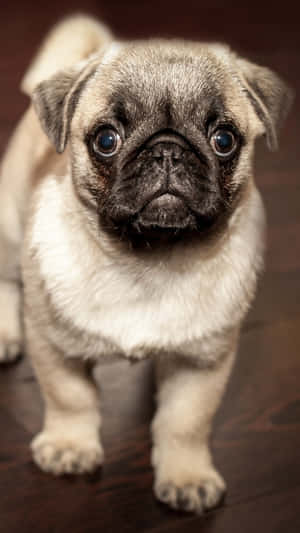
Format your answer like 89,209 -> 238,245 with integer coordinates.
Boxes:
0,1 -> 299,532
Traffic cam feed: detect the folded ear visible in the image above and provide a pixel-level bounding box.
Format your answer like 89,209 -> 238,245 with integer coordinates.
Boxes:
32,59 -> 97,153
235,57 -> 294,150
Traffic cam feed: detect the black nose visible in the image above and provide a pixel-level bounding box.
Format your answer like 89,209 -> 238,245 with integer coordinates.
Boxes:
146,131 -> 190,169
151,142 -> 184,169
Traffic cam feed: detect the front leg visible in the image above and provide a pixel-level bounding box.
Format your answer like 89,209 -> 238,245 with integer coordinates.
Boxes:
25,317 -> 103,475
151,336 -> 237,514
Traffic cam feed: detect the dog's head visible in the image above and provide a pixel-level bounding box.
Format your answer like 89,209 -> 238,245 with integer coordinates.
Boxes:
33,39 -> 293,247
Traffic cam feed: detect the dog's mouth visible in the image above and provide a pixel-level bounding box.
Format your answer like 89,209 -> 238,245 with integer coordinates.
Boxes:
139,193 -> 191,226
127,192 -> 218,243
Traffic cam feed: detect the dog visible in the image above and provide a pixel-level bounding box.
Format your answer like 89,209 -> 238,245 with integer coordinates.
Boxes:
0,14 -> 292,514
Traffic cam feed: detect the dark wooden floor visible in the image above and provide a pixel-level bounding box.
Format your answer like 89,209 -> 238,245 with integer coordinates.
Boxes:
0,1 -> 299,532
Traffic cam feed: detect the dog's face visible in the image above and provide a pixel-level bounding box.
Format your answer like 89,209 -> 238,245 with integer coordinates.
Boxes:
33,40 -> 292,247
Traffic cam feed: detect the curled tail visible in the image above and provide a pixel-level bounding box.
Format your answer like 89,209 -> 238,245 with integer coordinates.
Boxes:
21,13 -> 112,96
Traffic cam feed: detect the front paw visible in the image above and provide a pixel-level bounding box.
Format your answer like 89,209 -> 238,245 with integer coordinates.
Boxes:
154,472 -> 226,514
31,431 -> 104,475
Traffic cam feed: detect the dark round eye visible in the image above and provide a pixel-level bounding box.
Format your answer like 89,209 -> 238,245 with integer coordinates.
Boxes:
93,127 -> 121,157
210,129 -> 237,157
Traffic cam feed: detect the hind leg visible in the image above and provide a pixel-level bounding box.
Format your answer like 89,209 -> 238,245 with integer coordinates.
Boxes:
0,219 -> 23,363
0,123 -> 28,363
0,279 -> 22,362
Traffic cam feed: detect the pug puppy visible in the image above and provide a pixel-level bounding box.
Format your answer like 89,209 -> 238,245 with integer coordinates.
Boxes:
0,14 -> 292,514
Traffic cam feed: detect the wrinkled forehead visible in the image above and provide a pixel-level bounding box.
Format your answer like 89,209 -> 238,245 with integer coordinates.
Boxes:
75,41 -> 250,134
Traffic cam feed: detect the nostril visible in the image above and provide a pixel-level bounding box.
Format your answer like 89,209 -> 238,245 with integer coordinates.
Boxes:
153,154 -> 164,165
152,145 -> 164,160
152,143 -> 183,168
172,154 -> 181,165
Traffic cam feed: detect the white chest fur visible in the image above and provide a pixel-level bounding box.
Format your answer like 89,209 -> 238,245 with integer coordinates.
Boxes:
27,177 -> 265,360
